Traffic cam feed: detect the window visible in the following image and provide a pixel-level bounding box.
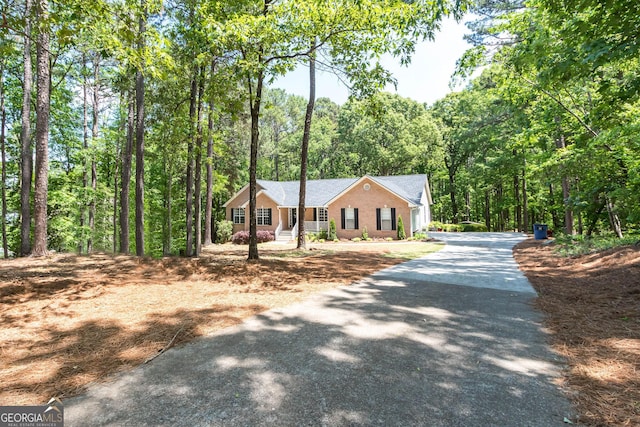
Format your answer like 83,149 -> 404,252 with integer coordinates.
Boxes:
345,208 -> 355,229
380,208 -> 392,230
341,208 -> 359,230
232,208 -> 245,224
318,208 -> 328,222
256,208 -> 272,226
377,207 -> 396,231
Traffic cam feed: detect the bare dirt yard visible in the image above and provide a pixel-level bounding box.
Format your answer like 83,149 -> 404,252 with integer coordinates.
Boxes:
514,239 -> 640,426
0,241 -> 441,406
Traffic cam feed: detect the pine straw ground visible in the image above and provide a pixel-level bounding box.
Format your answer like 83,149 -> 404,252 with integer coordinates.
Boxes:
514,239 -> 640,426
0,241 -> 439,406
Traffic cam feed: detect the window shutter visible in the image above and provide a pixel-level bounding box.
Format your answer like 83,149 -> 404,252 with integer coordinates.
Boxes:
391,208 -> 397,230
341,208 -> 346,229
354,208 -> 359,230
267,209 -> 272,225
376,208 -> 381,230
313,209 -> 317,221
231,208 -> 234,221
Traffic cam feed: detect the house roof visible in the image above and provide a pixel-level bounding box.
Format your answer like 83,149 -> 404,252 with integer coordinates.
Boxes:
251,174 -> 429,207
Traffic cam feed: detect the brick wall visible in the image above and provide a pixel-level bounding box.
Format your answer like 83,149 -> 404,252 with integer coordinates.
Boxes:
327,177 -> 411,240
226,186 -> 281,235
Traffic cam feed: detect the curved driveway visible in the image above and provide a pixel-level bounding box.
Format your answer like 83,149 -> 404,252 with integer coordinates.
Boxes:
66,232 -> 573,426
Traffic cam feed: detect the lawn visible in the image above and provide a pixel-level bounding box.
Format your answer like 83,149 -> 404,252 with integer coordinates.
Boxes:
0,240 -> 443,405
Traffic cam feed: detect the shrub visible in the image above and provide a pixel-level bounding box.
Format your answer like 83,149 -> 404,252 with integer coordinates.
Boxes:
215,220 -> 234,243
428,221 -> 443,231
328,219 -> 337,240
442,223 -> 463,232
461,222 -> 488,232
351,237 -> 361,242
257,230 -> 275,243
318,229 -> 328,240
397,215 -> 406,240
361,226 -> 369,240
232,231 -> 250,244
366,238 -> 373,242
413,232 -> 428,240
318,239 -> 325,243
385,237 -> 393,241
231,230 -> 274,245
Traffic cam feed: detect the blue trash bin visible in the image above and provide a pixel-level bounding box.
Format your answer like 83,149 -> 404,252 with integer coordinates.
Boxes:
533,224 -> 548,240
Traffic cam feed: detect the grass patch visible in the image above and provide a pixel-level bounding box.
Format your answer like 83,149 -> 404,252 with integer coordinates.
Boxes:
381,242 -> 444,260
553,233 -> 640,256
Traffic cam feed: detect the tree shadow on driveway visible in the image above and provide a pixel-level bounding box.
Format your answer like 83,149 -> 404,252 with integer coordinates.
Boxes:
66,276 -> 573,427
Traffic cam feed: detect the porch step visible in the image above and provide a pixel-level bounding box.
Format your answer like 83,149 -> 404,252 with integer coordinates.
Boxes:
276,230 -> 293,242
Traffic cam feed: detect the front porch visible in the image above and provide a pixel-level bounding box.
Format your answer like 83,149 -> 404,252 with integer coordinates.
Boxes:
277,207 -> 329,240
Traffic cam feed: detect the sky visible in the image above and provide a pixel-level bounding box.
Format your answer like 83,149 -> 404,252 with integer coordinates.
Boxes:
271,17 -> 472,106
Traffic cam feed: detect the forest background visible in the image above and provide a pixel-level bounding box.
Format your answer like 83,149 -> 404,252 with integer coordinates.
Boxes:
0,0 -> 638,258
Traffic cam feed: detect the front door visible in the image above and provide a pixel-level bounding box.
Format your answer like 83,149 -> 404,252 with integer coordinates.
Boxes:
289,208 -> 297,229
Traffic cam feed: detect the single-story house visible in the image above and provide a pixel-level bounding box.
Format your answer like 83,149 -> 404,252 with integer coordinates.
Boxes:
223,174 -> 432,240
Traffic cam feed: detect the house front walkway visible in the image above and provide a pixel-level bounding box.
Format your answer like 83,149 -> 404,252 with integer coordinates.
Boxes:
65,233 -> 573,426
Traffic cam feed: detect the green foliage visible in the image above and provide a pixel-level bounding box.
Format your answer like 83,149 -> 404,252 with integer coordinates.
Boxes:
397,215 -> 406,239
461,223 -> 488,232
553,233 -> 640,257
215,220 -> 233,243
361,226 -> 368,240
328,219 -> 337,241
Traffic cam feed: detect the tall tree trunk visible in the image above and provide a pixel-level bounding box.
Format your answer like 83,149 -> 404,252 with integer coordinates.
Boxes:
548,183 -> 560,231
554,127 -> 574,235
605,195 -> 623,238
79,54 -> 88,254
1,63 -> 8,258
32,0 -> 50,257
20,0 -> 33,256
297,39 -> 316,250
464,190 -> 470,222
247,71 -> 263,261
484,189 -> 490,231
88,56 -> 99,253
522,164 -> 529,233
185,68 -> 198,257
163,151 -> 172,256
513,150 -> 522,232
113,133 -> 119,254
447,170 -> 458,224
119,91 -> 134,253
134,3 -> 146,257
203,63 -> 215,246
194,68 -> 205,257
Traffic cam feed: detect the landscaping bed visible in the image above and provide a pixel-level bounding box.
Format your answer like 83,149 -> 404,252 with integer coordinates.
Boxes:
514,238 -> 640,426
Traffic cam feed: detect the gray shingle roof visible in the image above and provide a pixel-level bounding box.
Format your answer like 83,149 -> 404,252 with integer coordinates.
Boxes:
257,174 -> 427,207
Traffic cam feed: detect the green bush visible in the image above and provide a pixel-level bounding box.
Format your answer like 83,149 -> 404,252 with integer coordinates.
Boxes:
328,219 -> 337,240
413,232 -> 428,240
351,237 -> 361,242
461,223 -> 488,232
215,220 -> 234,243
442,223 -> 463,232
318,229 -> 328,240
361,226 -> 369,240
385,237 -> 394,241
397,215 -> 406,240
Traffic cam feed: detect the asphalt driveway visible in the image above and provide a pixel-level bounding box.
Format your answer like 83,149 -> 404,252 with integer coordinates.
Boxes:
65,232 -> 573,426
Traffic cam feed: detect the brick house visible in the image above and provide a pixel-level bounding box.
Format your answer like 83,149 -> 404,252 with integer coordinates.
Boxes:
223,174 -> 432,241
